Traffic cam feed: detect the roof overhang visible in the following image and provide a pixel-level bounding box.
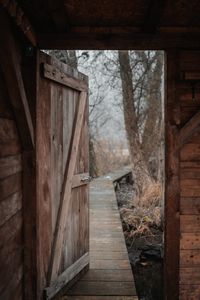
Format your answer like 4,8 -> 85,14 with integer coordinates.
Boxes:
2,0 -> 200,50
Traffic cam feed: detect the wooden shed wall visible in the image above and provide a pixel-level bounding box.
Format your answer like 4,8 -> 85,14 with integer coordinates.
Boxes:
166,50 -> 200,299
179,51 -> 200,299
0,68 -> 23,299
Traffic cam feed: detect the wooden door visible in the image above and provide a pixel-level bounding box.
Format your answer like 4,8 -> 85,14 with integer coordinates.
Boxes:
36,51 -> 89,299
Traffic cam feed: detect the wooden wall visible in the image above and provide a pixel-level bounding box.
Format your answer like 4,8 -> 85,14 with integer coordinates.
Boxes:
166,50 -> 200,300
0,68 -> 23,299
179,51 -> 200,299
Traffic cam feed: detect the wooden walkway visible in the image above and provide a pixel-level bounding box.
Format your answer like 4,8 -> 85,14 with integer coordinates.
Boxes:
65,174 -> 138,300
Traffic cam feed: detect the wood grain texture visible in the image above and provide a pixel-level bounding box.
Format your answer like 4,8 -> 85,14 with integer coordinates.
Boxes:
180,268 -> 200,284
180,110 -> 200,147
36,51 -> 53,298
0,155 -> 22,179
72,173 -> 89,189
181,233 -> 200,250
180,249 -> 200,267
180,197 -> 200,214
36,51 -> 89,299
179,51 -> 200,300
0,10 -> 34,150
65,177 -> 137,299
0,41 -> 23,299
43,63 -> 88,92
22,150 -> 37,300
0,191 -> 22,227
49,91 -> 87,283
180,215 -> 200,232
0,172 -> 21,202
180,284 -> 200,300
164,50 -> 180,300
67,282 -> 136,296
45,253 -> 89,299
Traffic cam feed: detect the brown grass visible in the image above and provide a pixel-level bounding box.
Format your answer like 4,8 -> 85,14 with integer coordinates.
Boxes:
94,138 -> 130,176
120,183 -> 163,241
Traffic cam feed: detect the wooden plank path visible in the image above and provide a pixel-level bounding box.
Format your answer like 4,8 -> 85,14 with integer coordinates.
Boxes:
64,174 -> 138,300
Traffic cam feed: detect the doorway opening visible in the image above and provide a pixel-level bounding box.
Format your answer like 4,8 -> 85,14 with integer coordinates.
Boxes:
48,50 -> 165,300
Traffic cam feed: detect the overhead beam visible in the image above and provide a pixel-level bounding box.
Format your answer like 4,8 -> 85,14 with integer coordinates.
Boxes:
0,0 -> 37,46
142,0 -> 165,33
38,31 -> 200,50
165,50 -> 180,300
48,0 -> 70,32
0,10 -> 35,150
180,110 -> 200,147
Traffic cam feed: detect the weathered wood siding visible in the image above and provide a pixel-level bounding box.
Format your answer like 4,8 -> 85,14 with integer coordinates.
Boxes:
166,50 -> 200,299
179,51 -> 200,300
0,68 -> 23,299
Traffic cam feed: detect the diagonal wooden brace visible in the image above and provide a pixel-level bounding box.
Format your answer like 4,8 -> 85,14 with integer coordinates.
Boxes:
0,10 -> 35,150
180,110 -> 200,148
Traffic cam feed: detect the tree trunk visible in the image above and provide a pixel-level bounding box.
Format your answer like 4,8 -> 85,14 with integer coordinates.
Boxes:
118,50 -> 153,195
48,50 -> 78,68
141,52 -> 163,180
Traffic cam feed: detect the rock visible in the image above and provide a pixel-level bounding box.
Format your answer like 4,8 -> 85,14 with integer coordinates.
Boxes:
139,244 -> 163,261
128,250 -> 141,265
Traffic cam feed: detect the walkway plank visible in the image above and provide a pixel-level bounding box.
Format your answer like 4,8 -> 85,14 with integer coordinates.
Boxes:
64,176 -> 138,299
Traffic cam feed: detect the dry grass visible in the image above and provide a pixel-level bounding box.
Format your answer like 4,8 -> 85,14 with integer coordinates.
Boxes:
120,183 -> 163,242
94,138 -> 130,176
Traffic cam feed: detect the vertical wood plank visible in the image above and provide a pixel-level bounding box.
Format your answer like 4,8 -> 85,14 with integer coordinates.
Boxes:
36,52 -> 53,299
164,50 -> 180,300
21,51 -> 37,300
23,150 -> 37,300
51,84 -> 63,235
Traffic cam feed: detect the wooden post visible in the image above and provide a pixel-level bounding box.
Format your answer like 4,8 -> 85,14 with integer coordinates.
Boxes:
164,50 -> 180,300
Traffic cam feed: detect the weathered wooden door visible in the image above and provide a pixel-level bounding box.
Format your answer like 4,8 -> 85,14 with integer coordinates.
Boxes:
36,51 -> 89,299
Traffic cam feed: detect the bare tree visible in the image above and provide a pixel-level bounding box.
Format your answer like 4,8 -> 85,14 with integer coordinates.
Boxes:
48,50 -> 164,187
118,51 -> 154,195
48,50 -> 78,68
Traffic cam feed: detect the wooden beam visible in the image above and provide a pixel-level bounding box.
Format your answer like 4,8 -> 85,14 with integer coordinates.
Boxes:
142,0 -> 165,33
0,0 -> 37,46
72,173 -> 89,189
164,50 -> 180,300
38,31 -> 200,50
0,10 -> 35,150
48,91 -> 87,283
22,150 -> 37,300
45,253 -> 89,300
48,0 -> 70,32
42,63 -> 88,91
180,110 -> 200,147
